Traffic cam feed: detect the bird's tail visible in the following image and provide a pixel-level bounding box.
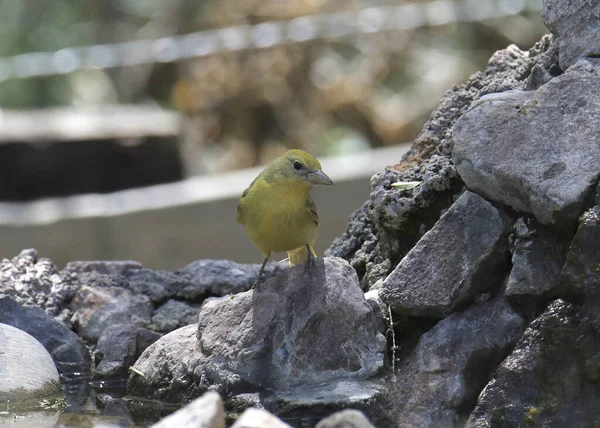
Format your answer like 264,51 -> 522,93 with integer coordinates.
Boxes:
287,245 -> 317,266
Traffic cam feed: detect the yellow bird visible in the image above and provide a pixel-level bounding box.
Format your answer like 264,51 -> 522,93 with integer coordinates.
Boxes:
237,149 -> 333,283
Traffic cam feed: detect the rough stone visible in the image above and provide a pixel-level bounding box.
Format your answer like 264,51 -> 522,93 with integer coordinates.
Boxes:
506,217 -> 571,302
453,63 -> 600,226
231,408 -> 291,428
127,324 -> 205,403
70,285 -> 152,342
466,300 -> 600,427
64,260 -> 143,276
557,205 -> 600,300
380,191 -> 511,317
151,391 -> 224,428
197,258 -> 384,390
175,259 -> 280,299
128,258 -> 385,408
391,296 -> 524,427
0,297 -> 88,373
125,269 -> 189,303
0,323 -> 63,410
94,324 -> 162,379
151,300 -> 201,333
315,409 -> 375,428
328,36 -> 559,288
542,0 -> 600,70
0,249 -> 79,317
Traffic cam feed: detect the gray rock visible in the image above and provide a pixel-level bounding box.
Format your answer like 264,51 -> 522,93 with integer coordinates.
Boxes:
64,260 -> 143,276
151,391 -> 224,428
466,300 -> 600,427
380,191 -> 511,317
124,269 -> 188,303
542,0 -> 600,70
231,408 -> 291,428
175,259 -> 280,299
0,323 -> 63,410
453,64 -> 600,226
0,297 -> 88,373
328,37 -> 559,288
315,409 -> 375,428
151,300 -> 201,332
70,285 -> 152,342
0,249 -> 79,317
94,324 -> 162,379
197,258 -> 384,389
128,258 -> 385,408
506,217 -> 570,302
127,324 -> 204,403
557,205 -> 600,300
262,379 -> 387,426
391,296 -> 524,427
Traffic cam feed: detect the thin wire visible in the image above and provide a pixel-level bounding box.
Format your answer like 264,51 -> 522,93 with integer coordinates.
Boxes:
0,0 -> 542,81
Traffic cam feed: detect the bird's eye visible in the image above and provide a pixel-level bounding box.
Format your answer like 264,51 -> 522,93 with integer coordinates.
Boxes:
293,161 -> 303,170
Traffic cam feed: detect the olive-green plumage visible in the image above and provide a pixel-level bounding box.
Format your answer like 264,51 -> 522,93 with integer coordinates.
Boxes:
237,149 -> 332,281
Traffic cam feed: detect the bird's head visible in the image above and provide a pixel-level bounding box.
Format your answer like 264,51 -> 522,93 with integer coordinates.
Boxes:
270,149 -> 333,188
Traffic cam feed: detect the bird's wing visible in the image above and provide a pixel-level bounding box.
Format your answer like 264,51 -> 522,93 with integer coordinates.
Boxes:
306,195 -> 319,226
237,186 -> 250,224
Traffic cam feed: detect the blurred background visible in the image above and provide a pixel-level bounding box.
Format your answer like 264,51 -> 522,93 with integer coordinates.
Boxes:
0,0 -> 546,268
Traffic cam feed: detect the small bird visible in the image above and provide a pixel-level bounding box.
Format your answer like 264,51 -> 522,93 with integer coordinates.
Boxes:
237,149 -> 333,284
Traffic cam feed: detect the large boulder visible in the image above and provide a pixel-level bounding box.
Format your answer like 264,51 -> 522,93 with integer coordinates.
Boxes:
453,61 -> 600,226
128,258 -> 386,418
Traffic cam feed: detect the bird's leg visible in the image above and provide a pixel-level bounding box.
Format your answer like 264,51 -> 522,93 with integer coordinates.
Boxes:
252,256 -> 270,289
306,244 -> 317,267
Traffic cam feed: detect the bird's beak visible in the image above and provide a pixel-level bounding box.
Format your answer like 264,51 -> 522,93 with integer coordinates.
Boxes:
307,170 -> 333,186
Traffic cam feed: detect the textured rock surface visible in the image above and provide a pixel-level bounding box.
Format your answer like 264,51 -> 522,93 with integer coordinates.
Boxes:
197,257 -> 384,389
70,285 -> 152,342
231,408 -> 291,428
327,37 -> 558,288
506,217 -> 570,302
151,300 -> 201,332
128,258 -> 385,415
0,323 -> 63,409
315,409 -> 376,428
542,0 -> 600,70
453,62 -> 600,225
94,324 -> 162,379
0,297 -> 88,373
151,391 -> 224,428
466,300 -> 600,427
0,249 -> 78,317
557,205 -> 600,300
391,296 -> 525,427
381,191 -> 511,317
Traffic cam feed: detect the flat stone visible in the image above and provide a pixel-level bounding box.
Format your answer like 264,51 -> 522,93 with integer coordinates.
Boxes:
542,0 -> 600,70
391,296 -> 524,427
380,191 -> 511,317
453,64 -> 600,226
466,300 -> 600,427
151,391 -> 224,428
